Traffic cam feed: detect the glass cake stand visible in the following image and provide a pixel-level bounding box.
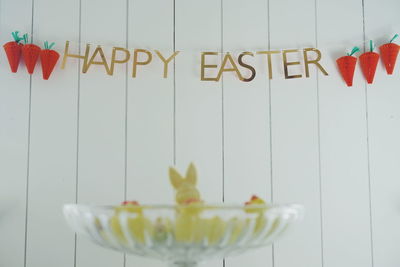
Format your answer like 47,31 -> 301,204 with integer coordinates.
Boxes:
64,203 -> 303,267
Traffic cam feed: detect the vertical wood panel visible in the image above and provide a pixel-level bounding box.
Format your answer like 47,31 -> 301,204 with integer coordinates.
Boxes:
126,0 -> 174,266
269,0 -> 322,267
317,0 -> 373,266
0,1 -> 33,266
364,0 -> 400,266
25,0 -> 79,266
76,0 -> 126,267
222,1 -> 273,267
174,2 -> 223,202
126,0 -> 174,205
174,0 -> 223,266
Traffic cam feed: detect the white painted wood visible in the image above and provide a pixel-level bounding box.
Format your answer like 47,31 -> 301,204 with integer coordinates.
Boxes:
0,1 -> 32,266
126,0 -> 174,266
364,0 -> 400,266
222,1 -> 273,267
76,0 -> 127,267
174,1 -> 223,267
25,0 -> 79,266
126,0 -> 174,205
316,0 -> 373,266
268,0 -> 322,267
174,0 -> 223,203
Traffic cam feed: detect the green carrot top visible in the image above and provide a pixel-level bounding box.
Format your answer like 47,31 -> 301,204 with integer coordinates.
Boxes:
11,31 -> 28,44
369,40 -> 376,52
347,46 -> 360,56
44,41 -> 55,50
390,34 -> 399,43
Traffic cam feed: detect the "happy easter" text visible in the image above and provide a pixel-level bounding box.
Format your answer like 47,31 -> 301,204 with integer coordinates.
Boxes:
61,41 -> 329,81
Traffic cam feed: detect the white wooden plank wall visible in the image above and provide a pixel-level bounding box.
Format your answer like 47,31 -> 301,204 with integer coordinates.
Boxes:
317,1 -> 373,267
0,0 -> 399,267
76,1 -> 126,267
0,1 -> 32,267
364,0 -> 400,266
126,1 -> 174,267
175,1 -> 223,267
269,1 -> 322,266
26,1 -> 79,267
222,2 -> 273,267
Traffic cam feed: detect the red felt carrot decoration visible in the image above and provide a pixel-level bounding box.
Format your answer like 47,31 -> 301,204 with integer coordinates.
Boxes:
379,34 -> 399,75
40,41 -> 60,80
336,46 -> 359,86
22,34 -> 41,74
359,40 -> 380,84
3,31 -> 26,73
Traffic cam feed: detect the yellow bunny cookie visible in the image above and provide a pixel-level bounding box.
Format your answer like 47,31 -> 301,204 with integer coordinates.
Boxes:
169,163 -> 205,242
169,163 -> 202,205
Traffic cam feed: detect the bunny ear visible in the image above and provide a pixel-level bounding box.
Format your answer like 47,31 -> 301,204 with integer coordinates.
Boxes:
185,163 -> 197,185
169,167 -> 183,189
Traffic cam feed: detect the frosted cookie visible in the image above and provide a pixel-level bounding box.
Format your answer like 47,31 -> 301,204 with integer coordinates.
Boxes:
110,201 -> 153,244
169,163 -> 202,205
